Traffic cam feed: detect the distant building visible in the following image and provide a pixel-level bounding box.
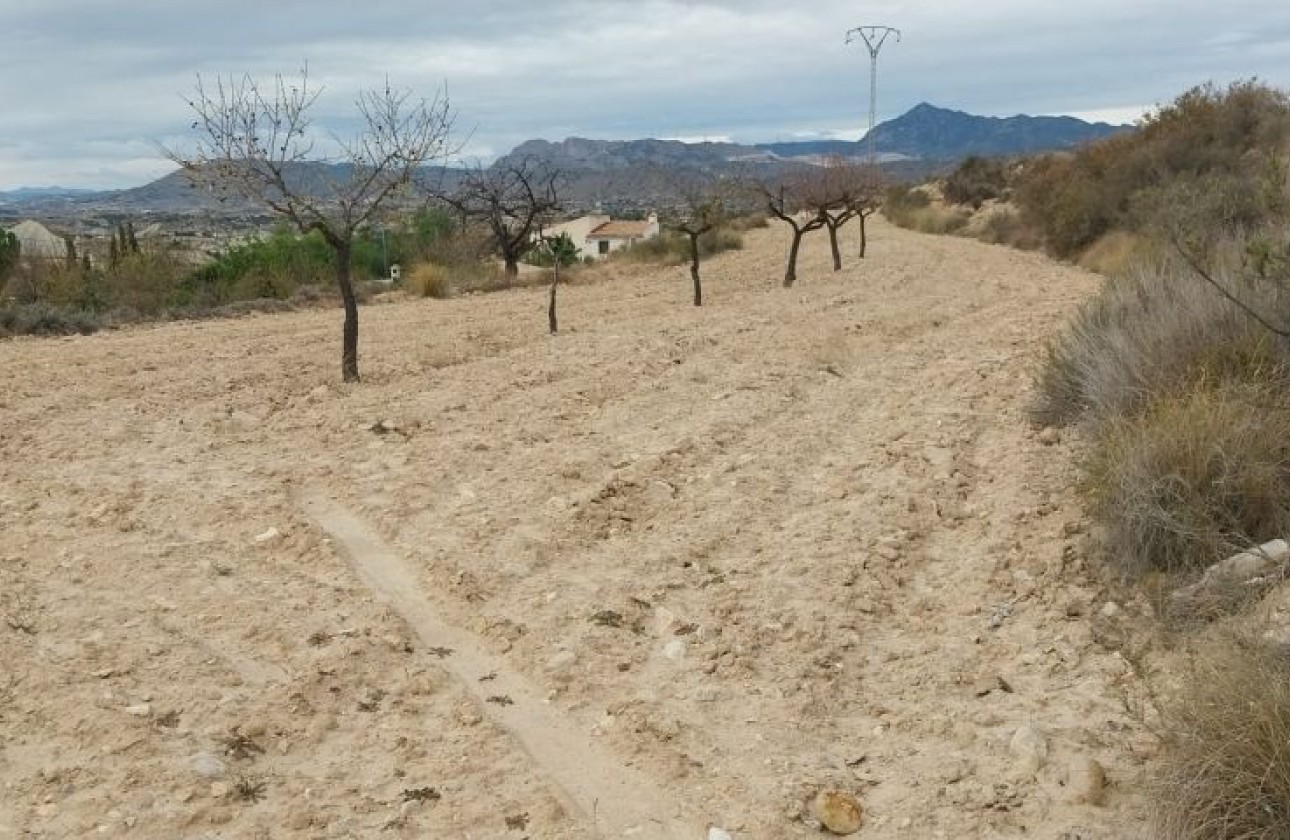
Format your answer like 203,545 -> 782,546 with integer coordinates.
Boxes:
542,212 -> 660,260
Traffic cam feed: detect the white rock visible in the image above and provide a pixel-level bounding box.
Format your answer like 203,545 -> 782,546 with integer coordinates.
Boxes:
642,480 -> 676,506
707,828 -> 734,840
124,703 -> 152,717
253,527 -> 281,544
1009,723 -> 1048,776
653,606 -> 680,637
663,639 -> 687,661
190,752 -> 226,779
546,650 -> 578,673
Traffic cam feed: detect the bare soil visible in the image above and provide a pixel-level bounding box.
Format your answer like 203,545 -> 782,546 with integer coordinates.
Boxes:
0,218 -> 1157,838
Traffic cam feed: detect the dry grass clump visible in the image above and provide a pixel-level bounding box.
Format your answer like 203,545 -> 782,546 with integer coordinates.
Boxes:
0,302 -> 103,337
883,186 -> 971,235
1030,257 -> 1289,427
1085,382 -> 1290,577
1154,632 -> 1290,839
406,263 -> 453,298
1036,252 -> 1290,580
405,261 -> 509,298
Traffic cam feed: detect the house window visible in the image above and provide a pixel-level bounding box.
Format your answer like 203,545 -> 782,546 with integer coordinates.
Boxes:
598,240 -> 610,255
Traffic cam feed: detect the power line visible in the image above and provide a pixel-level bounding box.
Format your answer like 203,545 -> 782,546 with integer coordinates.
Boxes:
845,26 -> 901,164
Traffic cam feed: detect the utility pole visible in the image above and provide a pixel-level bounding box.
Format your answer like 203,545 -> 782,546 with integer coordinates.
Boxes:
845,26 -> 901,164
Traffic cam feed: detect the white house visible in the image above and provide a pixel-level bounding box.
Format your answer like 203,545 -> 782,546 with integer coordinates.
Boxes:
542,212 -> 660,260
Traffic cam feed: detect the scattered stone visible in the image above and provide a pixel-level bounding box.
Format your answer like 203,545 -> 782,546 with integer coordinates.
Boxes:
1010,724 -> 1049,776
642,480 -> 676,507
924,446 -> 955,476
1169,539 -> 1290,613
125,702 -> 152,717
663,639 -> 687,661
1066,756 -> 1106,805
653,606 -> 681,637
253,527 -> 281,544
590,610 -> 623,628
1037,427 -> 1061,446
973,675 -> 1012,697
1099,602 -> 1121,619
191,752 -> 227,779
546,650 -> 578,673
812,789 -> 864,835
707,828 -> 734,840
875,544 -> 901,562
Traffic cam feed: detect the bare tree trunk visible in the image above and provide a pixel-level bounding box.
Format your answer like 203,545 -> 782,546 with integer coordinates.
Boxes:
689,233 -> 702,306
505,256 -> 519,278
859,214 -> 868,259
336,240 -> 360,382
548,263 -> 559,334
784,229 -> 804,288
827,222 -> 842,271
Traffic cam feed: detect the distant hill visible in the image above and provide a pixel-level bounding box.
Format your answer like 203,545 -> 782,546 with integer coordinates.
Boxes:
0,186 -> 97,204
863,102 -> 1129,160
0,104 -> 1130,224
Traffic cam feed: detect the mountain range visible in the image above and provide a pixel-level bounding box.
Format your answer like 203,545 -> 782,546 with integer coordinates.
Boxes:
0,103 -> 1129,223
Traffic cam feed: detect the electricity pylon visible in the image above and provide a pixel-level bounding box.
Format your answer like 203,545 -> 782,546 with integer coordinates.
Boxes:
845,25 -> 901,163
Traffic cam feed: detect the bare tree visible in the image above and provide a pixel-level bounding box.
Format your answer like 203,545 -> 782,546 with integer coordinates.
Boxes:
815,159 -> 884,268
537,231 -> 579,334
761,174 -> 828,288
449,158 -> 562,279
168,69 -> 455,382
668,180 -> 732,306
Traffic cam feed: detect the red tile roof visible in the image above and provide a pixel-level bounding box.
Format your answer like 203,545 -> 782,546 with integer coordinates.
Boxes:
589,220 -> 650,239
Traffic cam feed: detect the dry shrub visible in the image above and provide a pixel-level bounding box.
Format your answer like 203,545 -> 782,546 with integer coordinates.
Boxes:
1085,382 -> 1290,576
1030,257 -> 1290,427
0,302 -> 103,337
889,204 -> 970,235
728,213 -> 769,231
1154,632 -> 1290,839
612,228 -> 743,266
1077,230 -> 1159,276
406,263 -> 453,298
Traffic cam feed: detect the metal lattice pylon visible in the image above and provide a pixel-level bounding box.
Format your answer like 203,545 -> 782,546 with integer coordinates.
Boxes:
845,26 -> 901,163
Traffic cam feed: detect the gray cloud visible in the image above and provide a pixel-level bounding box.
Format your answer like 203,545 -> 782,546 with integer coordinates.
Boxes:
1,0 -> 1288,188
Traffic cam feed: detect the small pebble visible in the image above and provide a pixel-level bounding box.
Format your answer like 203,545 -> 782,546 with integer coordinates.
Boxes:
813,789 -> 864,835
1067,756 -> 1107,805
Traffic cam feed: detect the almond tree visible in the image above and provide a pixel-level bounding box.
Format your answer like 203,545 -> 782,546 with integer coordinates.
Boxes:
816,159 -> 884,268
761,175 -> 828,288
669,181 -> 732,306
449,158 -> 562,279
169,69 -> 455,382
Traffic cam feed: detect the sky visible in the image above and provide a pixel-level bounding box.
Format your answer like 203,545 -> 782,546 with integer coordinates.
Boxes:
1,0 -> 1289,190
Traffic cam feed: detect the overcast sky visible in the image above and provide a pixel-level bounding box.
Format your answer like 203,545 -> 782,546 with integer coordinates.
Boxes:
1,0 -> 1288,190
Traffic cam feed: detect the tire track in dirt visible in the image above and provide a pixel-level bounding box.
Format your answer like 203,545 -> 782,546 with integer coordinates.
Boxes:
300,490 -> 699,840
